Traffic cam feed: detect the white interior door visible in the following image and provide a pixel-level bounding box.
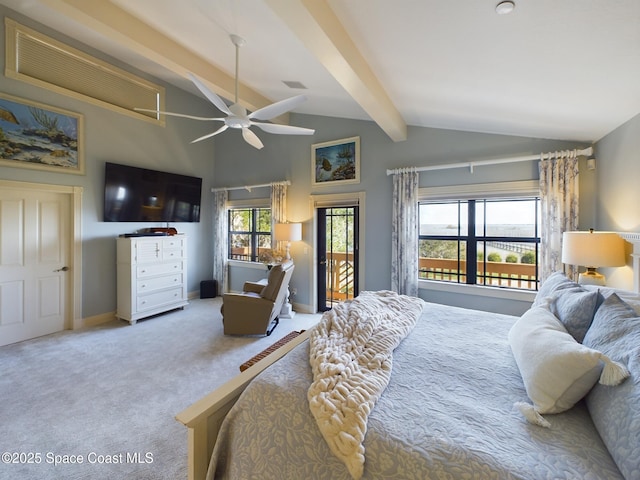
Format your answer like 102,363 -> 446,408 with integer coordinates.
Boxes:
0,187 -> 70,346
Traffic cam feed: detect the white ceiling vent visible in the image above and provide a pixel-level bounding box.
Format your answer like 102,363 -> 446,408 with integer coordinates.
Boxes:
4,18 -> 164,124
282,80 -> 308,90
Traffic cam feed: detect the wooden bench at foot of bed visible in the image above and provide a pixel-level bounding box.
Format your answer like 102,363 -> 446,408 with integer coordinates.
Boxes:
175,330 -> 312,480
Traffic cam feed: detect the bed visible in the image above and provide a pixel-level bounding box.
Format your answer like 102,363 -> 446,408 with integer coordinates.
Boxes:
177,236 -> 640,480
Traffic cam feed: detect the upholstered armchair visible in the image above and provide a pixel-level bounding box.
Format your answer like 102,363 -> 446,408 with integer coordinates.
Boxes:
221,261 -> 294,336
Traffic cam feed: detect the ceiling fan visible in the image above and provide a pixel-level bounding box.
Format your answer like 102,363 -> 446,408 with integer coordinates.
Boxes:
135,34 -> 315,149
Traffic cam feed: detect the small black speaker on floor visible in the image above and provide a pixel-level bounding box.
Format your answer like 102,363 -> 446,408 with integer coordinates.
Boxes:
200,280 -> 218,299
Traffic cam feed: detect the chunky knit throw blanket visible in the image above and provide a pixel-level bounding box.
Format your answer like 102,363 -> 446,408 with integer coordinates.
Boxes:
308,291 -> 425,479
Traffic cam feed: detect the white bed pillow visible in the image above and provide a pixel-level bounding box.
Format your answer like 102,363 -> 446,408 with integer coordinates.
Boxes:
508,306 -> 629,427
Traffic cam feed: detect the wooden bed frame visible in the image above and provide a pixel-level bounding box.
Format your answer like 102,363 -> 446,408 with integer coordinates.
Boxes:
176,232 -> 640,480
176,329 -> 312,480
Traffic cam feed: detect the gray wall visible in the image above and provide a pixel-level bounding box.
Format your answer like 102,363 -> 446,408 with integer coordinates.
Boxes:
0,6 -> 216,319
595,112 -> 640,231
593,112 -> 640,289
214,113 -> 589,313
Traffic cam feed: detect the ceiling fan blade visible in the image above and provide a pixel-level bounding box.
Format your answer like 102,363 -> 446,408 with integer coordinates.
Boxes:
249,95 -> 308,121
187,72 -> 233,116
242,128 -> 264,149
134,108 -> 224,122
251,122 -> 315,135
191,125 -> 229,143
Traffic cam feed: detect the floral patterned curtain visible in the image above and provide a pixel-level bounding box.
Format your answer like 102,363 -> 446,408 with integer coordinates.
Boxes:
271,182 -> 288,255
391,169 -> 419,296
539,152 -> 579,282
212,190 -> 228,295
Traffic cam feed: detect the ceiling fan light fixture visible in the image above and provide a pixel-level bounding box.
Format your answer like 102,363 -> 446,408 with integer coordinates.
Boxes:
133,33 -> 314,148
225,116 -> 251,129
496,1 -> 515,15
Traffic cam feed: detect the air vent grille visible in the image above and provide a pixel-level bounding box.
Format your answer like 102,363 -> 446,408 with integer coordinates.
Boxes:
5,18 -> 164,123
282,80 -> 308,89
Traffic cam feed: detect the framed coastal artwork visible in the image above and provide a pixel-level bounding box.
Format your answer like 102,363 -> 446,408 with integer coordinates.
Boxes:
0,92 -> 84,174
312,136 -> 360,186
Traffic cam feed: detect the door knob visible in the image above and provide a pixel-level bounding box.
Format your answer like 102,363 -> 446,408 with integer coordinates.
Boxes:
54,266 -> 69,272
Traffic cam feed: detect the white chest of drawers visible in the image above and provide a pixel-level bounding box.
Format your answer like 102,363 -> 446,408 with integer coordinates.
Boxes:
116,235 -> 188,324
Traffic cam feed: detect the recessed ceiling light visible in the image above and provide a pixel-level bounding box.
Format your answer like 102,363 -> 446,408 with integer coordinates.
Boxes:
496,1 -> 515,14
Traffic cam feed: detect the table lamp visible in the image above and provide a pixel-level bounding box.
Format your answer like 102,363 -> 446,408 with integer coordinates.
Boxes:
561,229 -> 625,285
273,222 -> 301,319
274,222 -> 302,261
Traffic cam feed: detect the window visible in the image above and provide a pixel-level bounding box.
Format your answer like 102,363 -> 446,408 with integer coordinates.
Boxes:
228,208 -> 272,262
419,197 -> 540,290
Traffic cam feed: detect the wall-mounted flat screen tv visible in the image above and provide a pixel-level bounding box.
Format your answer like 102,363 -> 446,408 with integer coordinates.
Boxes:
104,162 -> 202,222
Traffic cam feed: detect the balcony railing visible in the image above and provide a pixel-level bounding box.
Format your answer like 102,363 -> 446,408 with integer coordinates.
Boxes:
231,250 -> 538,300
230,246 -> 271,262
325,252 -> 355,302
419,257 -> 538,290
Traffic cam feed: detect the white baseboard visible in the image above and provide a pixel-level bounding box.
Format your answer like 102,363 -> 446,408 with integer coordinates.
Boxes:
74,297 -> 312,331
292,302 -> 314,314
74,311 -> 117,330
75,293 -> 205,330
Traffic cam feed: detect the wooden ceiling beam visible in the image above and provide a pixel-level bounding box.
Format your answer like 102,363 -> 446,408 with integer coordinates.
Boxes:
266,0 -> 407,142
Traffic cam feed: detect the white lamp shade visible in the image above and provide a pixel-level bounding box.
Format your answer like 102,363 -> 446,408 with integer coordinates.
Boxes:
274,223 -> 302,242
561,231 -> 625,267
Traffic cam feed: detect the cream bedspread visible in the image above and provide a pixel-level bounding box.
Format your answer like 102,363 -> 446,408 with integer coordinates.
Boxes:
308,291 -> 425,479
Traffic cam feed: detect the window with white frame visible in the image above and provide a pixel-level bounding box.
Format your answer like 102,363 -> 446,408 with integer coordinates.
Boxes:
418,182 -> 540,291
228,207 -> 272,262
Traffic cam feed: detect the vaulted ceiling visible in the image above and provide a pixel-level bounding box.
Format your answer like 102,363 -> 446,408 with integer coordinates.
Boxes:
2,0 -> 639,143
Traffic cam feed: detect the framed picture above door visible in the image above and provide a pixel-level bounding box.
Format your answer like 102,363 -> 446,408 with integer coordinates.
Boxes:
312,136 -> 360,186
0,92 -> 84,175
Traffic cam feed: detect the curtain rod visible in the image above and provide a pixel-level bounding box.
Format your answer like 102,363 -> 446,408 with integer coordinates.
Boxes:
386,146 -> 593,176
211,180 -> 290,193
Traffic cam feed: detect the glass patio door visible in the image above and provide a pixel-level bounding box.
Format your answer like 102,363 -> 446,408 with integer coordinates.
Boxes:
317,206 -> 359,311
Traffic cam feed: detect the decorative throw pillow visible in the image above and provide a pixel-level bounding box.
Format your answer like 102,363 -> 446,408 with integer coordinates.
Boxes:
549,288 -> 600,342
533,271 -> 602,342
508,306 -> 629,428
583,293 -> 640,480
532,271 -> 577,306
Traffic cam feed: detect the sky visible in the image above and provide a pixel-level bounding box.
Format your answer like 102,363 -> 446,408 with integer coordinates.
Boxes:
420,199 -> 539,226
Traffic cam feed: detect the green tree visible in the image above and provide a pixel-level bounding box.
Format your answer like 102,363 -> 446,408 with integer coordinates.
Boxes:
419,240 -> 463,259
506,253 -> 518,263
325,208 -> 355,253
256,208 -> 271,232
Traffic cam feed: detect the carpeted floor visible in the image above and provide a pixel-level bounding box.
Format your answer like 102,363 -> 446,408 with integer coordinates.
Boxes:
0,297 -> 321,480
